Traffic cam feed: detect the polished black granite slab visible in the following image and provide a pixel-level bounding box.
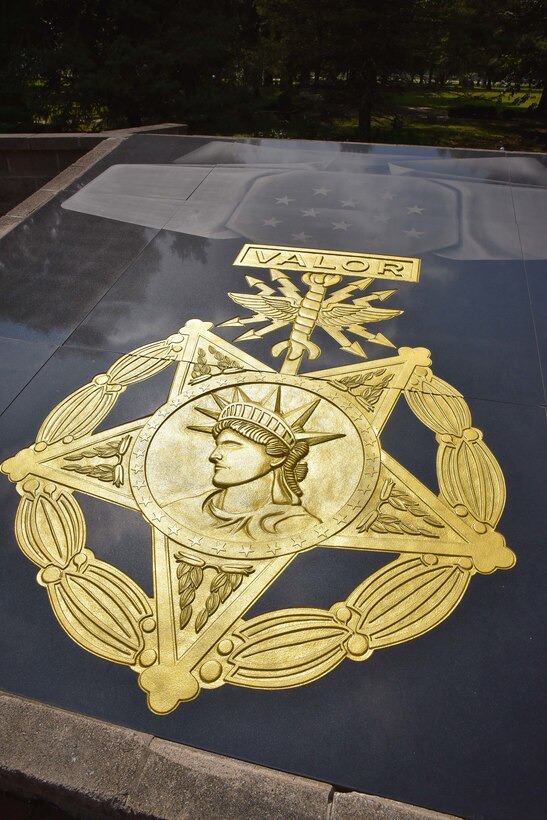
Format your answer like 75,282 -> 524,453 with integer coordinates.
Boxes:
0,135 -> 546,820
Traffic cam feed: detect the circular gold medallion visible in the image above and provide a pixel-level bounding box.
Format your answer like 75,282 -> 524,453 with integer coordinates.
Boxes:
130,373 -> 380,559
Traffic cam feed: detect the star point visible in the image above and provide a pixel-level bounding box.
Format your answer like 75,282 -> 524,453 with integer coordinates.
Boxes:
275,196 -> 294,205
302,208 -> 319,217
404,228 -> 424,238
313,187 -> 330,196
263,217 -> 282,227
332,221 -> 350,231
406,205 -> 425,214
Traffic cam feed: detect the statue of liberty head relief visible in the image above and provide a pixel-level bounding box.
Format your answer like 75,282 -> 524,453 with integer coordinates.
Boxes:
162,385 -> 344,539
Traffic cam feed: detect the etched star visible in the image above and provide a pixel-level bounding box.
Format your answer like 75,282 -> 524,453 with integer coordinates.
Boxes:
302,208 -> 319,217
332,221 -> 350,231
267,545 -> 282,555
211,543 -> 227,555
340,198 -> 358,207
239,545 -> 254,557
168,524 -> 181,535
404,228 -> 424,238
292,232 -> 311,242
275,196 -> 294,205
189,535 -> 203,547
263,217 -> 282,227
406,205 -> 425,214
133,479 -> 146,489
313,187 -> 330,196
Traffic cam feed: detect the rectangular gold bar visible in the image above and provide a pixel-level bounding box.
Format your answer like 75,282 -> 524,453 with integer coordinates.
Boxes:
233,244 -> 421,283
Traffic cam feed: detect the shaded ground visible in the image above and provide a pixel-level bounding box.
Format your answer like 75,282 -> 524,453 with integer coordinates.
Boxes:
231,85 -> 546,152
0,792 -> 76,819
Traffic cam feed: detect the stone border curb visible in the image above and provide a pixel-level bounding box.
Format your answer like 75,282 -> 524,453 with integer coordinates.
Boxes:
0,123 -> 188,239
0,137 -> 123,239
0,692 -> 463,820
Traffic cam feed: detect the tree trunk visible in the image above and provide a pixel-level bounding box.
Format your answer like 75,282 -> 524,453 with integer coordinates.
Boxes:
537,79 -> 547,118
356,63 -> 376,141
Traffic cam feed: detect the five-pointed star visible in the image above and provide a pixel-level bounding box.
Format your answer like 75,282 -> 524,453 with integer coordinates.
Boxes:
12,319 -> 498,683
341,198 -> 358,207
332,221 -> 350,231
275,196 -> 294,205
313,187 -> 330,196
406,205 -> 425,214
211,543 -> 227,554
404,228 -> 424,238
302,208 -> 319,217
263,217 -> 282,227
373,213 -> 392,223
292,232 -> 311,241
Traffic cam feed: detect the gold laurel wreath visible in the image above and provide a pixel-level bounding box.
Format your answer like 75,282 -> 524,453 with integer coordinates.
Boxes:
10,333 -> 507,690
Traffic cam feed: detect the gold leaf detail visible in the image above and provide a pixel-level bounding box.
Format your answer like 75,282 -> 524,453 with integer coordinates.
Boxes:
107,340 -> 175,384
37,384 -> 118,444
174,552 -> 205,630
15,487 -> 85,568
195,566 -> 254,633
405,371 -> 471,436
226,610 -> 351,688
47,557 -> 152,665
438,437 -> 505,526
348,557 -> 471,648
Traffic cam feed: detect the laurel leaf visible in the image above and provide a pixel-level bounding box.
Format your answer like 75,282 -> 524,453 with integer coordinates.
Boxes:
179,587 -> 195,608
220,580 -> 232,603
180,606 -> 192,630
423,515 -> 443,528
210,572 -> 228,593
206,591 -> 220,614
195,609 -> 208,633
190,567 -> 203,588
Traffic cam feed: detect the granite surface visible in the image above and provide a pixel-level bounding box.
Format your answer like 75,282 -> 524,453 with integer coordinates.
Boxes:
0,135 -> 545,820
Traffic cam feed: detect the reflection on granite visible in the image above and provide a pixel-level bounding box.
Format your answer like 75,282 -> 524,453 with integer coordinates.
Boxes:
0,135 -> 546,820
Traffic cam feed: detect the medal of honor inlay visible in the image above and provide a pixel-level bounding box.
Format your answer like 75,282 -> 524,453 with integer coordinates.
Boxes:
1,244 -> 515,714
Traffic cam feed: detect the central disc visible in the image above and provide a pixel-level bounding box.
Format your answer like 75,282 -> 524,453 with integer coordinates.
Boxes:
130,372 -> 380,560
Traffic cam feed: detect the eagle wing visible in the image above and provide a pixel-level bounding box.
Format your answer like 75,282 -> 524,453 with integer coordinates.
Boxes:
319,302 -> 403,327
227,292 -> 299,321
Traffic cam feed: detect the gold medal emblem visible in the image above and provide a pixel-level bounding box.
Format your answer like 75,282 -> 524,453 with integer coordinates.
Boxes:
1,245 -> 515,713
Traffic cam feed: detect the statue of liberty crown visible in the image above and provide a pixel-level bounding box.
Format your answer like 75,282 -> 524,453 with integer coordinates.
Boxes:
188,386 -> 344,449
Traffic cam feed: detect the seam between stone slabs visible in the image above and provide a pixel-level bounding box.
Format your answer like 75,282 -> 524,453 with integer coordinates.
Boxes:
507,164 -> 547,405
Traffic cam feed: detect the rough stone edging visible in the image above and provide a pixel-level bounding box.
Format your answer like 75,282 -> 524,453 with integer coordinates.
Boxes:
0,691 -> 463,820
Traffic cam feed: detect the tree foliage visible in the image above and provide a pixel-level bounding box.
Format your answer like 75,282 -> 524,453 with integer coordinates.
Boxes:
0,0 -> 545,133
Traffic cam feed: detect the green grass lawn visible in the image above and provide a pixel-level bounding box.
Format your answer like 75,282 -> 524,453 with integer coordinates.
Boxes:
233,84 -> 545,152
